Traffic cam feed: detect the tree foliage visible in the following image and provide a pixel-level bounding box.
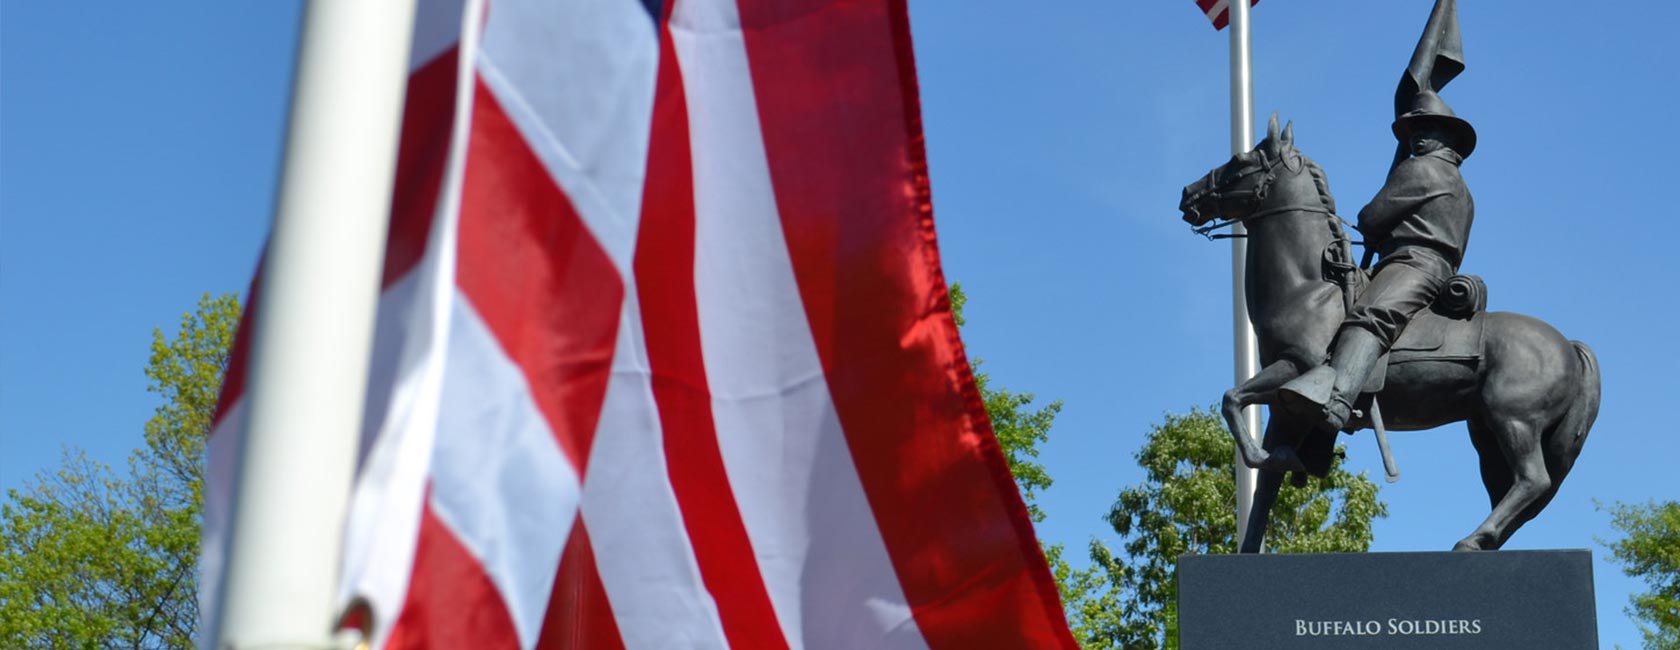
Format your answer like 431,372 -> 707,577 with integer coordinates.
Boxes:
1077,408 -> 1387,649
1602,499 -> 1680,649
1,293 -> 238,649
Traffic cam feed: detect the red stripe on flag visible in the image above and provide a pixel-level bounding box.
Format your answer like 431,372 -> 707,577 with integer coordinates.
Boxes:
632,25 -> 791,650
733,0 -> 1077,647
535,516 -> 625,650
386,504 -> 522,650
209,49 -> 459,431
210,271 -> 258,429
380,48 -> 458,290
454,80 -> 624,472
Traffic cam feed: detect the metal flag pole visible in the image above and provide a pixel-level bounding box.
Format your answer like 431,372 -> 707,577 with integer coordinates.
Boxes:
209,1 -> 417,648
1226,0 -> 1263,549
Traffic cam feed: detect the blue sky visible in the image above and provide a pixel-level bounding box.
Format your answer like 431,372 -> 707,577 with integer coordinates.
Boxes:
2,1 -> 1675,646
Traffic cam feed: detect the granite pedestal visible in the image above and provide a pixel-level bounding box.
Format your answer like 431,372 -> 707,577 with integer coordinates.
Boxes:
1177,550 -> 1596,649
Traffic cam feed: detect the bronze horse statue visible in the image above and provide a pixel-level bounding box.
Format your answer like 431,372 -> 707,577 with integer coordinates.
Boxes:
1178,115 -> 1600,553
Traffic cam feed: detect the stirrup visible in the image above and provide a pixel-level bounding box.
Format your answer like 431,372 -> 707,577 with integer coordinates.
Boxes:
1323,393 -> 1355,433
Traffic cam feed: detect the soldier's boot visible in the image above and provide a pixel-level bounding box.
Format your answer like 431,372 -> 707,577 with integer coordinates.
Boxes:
1277,365 -> 1336,419
1277,329 -> 1386,432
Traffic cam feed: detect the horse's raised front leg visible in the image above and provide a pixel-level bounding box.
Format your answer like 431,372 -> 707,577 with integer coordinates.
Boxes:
1453,416 -> 1550,551
1223,360 -> 1303,471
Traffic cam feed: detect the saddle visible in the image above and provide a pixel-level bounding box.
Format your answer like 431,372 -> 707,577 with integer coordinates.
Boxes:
1324,245 -> 1488,394
1272,256 -> 1488,482
1283,245 -> 1490,481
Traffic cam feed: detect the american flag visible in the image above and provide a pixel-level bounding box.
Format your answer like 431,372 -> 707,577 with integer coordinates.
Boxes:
1197,0 -> 1261,30
200,0 -> 1076,648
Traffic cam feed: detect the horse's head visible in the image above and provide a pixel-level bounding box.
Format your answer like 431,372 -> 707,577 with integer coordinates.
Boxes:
1180,113 -> 1304,228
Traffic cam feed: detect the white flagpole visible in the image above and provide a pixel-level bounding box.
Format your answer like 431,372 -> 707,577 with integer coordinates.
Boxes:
210,1 -> 417,648
1227,0 -> 1263,549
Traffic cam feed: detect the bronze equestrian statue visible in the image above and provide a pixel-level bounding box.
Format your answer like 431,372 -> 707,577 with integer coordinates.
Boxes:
1178,114 -> 1599,553
1175,0 -> 1598,554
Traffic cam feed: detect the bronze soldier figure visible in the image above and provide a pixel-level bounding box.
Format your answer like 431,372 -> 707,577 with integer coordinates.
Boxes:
1275,89 -> 1476,432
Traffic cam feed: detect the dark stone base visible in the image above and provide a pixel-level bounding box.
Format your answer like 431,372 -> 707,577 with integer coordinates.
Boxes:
1177,550 -> 1596,649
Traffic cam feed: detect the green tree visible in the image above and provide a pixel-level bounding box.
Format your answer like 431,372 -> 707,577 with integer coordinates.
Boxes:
1080,408 -> 1388,650
1602,500 -> 1680,649
1,293 -> 239,649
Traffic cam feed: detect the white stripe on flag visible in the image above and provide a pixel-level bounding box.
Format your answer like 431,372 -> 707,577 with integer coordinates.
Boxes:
337,3 -> 483,642
476,0 -> 659,274
1205,0 -> 1230,21
671,0 -> 929,647
409,0 -> 466,71
198,401 -> 244,648
426,295 -> 583,648
336,266 -> 438,640
582,294 -> 732,650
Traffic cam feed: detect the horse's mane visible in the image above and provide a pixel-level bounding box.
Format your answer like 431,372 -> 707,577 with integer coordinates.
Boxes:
1284,147 -> 1353,244
1295,152 -> 1336,215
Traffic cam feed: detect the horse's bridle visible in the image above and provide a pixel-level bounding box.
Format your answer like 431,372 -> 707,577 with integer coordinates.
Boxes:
1188,151 -> 1336,239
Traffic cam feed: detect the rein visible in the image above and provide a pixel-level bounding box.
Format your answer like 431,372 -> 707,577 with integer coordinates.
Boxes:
1191,204 -> 1344,241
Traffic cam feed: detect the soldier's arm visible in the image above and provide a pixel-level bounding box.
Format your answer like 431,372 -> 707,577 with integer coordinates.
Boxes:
1356,158 -> 1454,238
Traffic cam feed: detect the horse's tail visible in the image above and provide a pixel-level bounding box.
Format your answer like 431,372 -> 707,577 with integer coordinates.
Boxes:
1546,341 -> 1601,482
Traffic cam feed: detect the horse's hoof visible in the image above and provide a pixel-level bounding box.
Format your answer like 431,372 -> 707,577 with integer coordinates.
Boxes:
1451,539 -> 1483,552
